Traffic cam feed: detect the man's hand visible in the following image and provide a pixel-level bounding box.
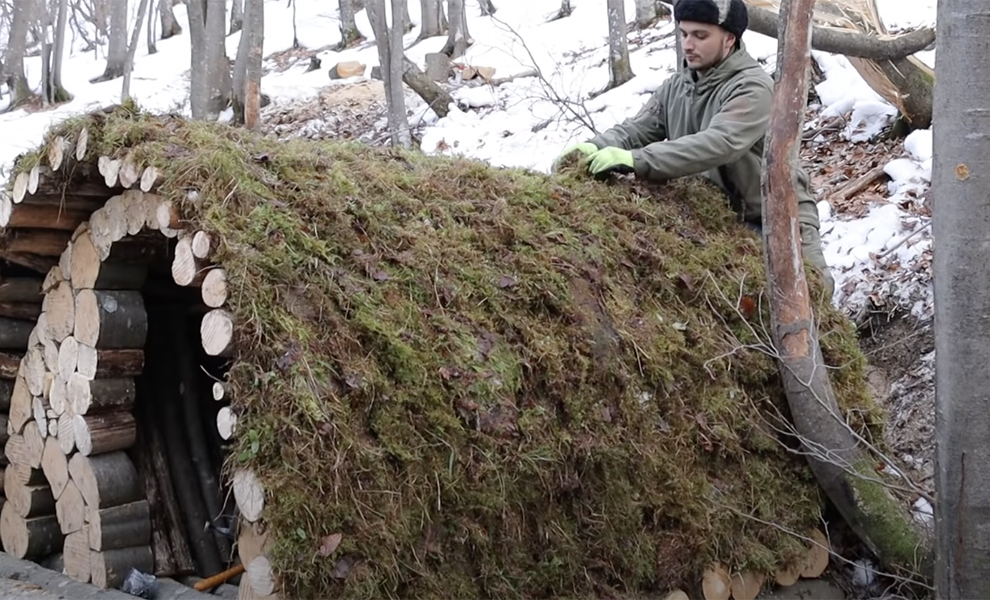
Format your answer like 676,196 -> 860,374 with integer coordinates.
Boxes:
586,147 -> 634,176
552,142 -> 598,172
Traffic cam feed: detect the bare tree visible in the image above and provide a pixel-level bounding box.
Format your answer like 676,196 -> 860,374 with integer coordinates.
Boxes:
4,0 -> 35,108
147,0 -> 157,53
549,0 -> 573,21
337,0 -> 364,49
232,0 -> 264,128
417,0 -> 447,41
479,0 -> 496,16
605,0 -> 633,89
633,0 -> 668,29
933,1 -> 990,598
160,0 -> 182,38
187,0 -> 231,119
46,0 -> 73,103
121,0 -> 151,102
440,0 -> 471,58
94,0 -> 129,81
367,0 -> 411,147
230,0 -> 243,33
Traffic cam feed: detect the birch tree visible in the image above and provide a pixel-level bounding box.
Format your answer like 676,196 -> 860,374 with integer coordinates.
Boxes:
934,0 -> 990,597
337,0 -> 364,49
605,0 -> 633,89
417,0 -> 447,41
440,0 -> 471,58
367,0 -> 411,147
4,0 -> 35,108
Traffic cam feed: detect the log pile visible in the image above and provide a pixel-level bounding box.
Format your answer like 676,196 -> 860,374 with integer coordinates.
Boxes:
0,134 -> 236,588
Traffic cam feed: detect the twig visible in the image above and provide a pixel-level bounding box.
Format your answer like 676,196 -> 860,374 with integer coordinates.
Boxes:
829,164 -> 888,204
876,221 -> 932,260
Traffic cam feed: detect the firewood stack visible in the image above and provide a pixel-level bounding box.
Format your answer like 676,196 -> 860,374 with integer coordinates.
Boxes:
0,133 -> 249,590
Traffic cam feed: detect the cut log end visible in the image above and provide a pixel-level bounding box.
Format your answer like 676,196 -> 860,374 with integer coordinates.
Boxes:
702,563 -> 731,600
201,309 -> 234,357
233,469 -> 265,522
729,571 -> 766,600
801,529 -> 830,579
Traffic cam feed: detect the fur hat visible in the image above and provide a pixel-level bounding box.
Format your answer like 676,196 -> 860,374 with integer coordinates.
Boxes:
674,0 -> 749,40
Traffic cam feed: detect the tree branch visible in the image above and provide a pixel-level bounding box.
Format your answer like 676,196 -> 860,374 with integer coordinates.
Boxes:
746,4 -> 935,60
658,0 -> 935,60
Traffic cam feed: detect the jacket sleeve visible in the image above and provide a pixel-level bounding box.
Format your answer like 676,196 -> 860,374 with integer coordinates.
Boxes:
587,84 -> 669,150
630,80 -> 771,180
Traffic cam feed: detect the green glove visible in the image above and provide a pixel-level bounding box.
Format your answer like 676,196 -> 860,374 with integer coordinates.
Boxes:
586,147 -> 634,175
552,142 -> 598,171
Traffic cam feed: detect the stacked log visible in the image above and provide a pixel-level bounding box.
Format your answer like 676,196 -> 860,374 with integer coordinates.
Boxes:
2,144 -> 242,588
0,275 -> 48,555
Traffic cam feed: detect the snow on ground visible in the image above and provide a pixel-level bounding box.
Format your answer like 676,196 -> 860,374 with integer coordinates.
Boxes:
0,0 -> 936,322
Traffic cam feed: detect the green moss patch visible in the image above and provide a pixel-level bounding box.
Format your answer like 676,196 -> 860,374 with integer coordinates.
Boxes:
16,104 -> 882,598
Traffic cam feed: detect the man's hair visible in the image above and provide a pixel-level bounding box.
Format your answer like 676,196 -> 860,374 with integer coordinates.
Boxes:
674,0 -> 748,45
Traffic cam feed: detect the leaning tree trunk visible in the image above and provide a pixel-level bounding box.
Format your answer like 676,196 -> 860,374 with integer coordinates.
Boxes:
762,0 -> 931,578
159,0 -> 182,38
5,0 -> 36,108
97,0 -> 129,81
417,0 -> 447,40
440,0 -> 471,58
402,57 -> 452,118
121,0 -> 151,102
337,0 -> 364,48
933,2 -> 990,598
605,0 -> 634,89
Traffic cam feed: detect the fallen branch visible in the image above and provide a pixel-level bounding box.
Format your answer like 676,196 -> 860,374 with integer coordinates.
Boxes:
828,164 -> 888,204
745,3 -> 935,60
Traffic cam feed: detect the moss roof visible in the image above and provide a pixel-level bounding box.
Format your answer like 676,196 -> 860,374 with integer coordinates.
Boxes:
13,104 -> 880,599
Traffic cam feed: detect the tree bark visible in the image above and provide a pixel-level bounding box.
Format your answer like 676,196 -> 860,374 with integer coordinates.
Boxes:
933,1 -> 990,597
98,0 -> 129,81
159,0 -> 182,38
48,0 -> 73,103
549,0 -> 573,21
606,0 -> 634,89
5,0 -> 36,108
230,0 -> 244,33
743,3 -> 935,60
121,0 -> 152,102
417,0 -> 447,40
403,56 -> 452,118
244,0 -> 264,130
440,0 -> 471,58
762,0 -> 930,577
337,0 -> 364,48
480,0 -> 496,16
147,0 -> 158,54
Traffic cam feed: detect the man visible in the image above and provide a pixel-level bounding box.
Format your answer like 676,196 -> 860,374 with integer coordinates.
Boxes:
556,0 -> 834,296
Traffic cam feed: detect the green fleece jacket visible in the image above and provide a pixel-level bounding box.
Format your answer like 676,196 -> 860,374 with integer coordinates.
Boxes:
588,45 -> 822,233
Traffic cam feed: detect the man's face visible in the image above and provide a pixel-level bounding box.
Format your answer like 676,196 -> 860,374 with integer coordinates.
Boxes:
679,21 -> 736,71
